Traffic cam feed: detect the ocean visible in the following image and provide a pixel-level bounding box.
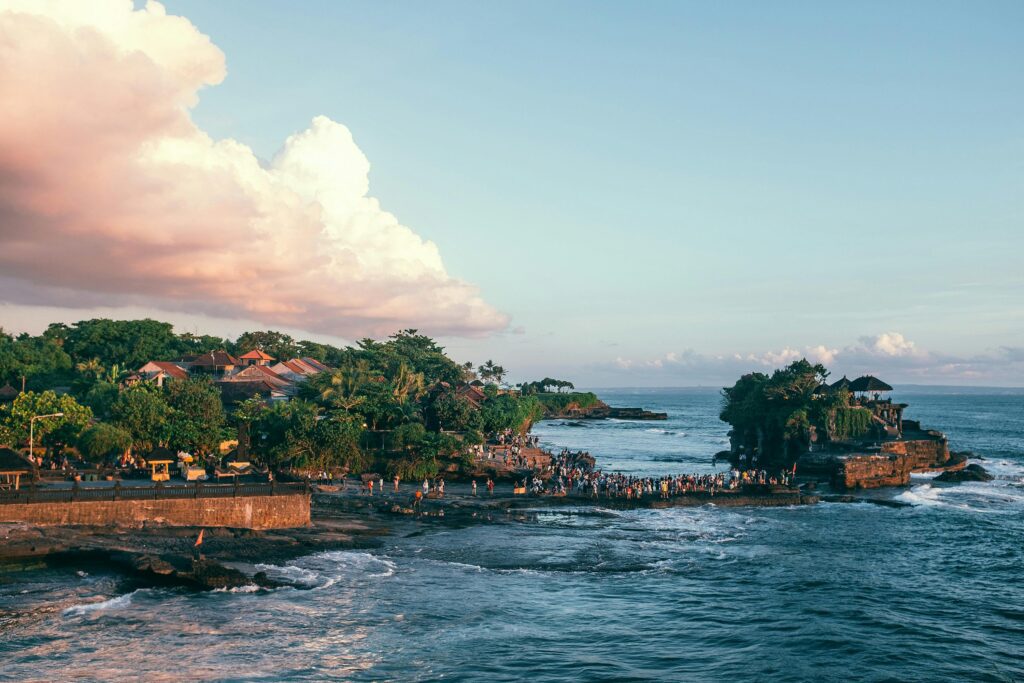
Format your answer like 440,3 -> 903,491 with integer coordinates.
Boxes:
2,388 -> 1022,682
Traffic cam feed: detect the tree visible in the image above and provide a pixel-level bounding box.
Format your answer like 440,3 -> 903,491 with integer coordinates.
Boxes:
233,330 -> 299,361
165,378 -> 225,454
80,381 -> 120,420
77,423 -> 132,464
248,400 -> 364,472
111,384 -> 171,453
0,391 -> 92,453
429,392 -> 482,432
0,331 -> 73,389
56,319 -> 181,370
720,359 -> 830,467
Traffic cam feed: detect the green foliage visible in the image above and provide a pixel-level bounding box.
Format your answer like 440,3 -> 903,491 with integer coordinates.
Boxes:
0,390 -> 92,450
520,377 -> 576,394
429,392 -> 483,432
77,423 -> 132,463
248,399 -> 365,471
110,384 -> 171,452
720,359 -> 830,466
832,406 -> 874,440
480,393 -> 543,434
0,330 -> 73,389
535,391 -> 600,413
51,319 -> 182,371
232,330 -> 299,361
165,378 -> 225,454
80,381 -> 120,420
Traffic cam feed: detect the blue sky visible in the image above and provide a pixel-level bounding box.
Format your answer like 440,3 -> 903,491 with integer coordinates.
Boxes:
1,1 -> 1022,385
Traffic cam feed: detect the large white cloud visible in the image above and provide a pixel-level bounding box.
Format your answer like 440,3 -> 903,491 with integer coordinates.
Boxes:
0,0 -> 507,337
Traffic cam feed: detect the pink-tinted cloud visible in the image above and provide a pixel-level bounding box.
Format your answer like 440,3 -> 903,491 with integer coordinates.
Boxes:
0,1 -> 508,337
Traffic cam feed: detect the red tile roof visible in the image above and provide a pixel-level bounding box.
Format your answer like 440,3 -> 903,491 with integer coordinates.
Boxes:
190,350 -> 239,367
139,361 -> 189,380
239,349 -> 275,361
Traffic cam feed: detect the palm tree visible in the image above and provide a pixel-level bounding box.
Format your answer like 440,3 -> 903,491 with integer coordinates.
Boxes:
391,363 -> 425,403
75,358 -> 104,381
320,361 -> 372,411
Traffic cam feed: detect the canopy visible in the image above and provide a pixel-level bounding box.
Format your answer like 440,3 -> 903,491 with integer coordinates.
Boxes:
849,375 -> 893,392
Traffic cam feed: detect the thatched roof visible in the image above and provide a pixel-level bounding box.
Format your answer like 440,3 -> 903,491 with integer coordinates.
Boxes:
0,447 -> 33,473
830,376 -> 852,390
849,375 -> 893,392
0,384 -> 18,401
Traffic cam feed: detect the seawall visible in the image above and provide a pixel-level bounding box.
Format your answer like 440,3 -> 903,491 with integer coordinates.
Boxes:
0,493 -> 310,530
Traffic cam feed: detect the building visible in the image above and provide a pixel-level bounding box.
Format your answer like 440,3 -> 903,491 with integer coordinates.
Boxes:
136,361 -> 190,387
238,349 -> 275,367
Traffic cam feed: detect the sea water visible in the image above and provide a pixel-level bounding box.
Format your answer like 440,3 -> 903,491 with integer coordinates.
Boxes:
1,388 -> 1022,682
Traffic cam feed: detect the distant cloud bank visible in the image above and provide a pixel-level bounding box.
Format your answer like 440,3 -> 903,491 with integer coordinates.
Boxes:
606,332 -> 1024,386
0,0 -> 507,337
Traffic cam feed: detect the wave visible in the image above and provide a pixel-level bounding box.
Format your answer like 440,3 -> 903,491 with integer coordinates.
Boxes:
62,589 -> 149,616
255,550 -> 398,591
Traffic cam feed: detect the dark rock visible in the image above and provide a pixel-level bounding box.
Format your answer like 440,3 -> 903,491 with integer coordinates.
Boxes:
935,464 -> 993,483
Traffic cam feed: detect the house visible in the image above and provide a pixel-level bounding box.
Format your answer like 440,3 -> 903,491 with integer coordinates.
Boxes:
456,383 -> 487,409
187,350 -> 239,377
238,349 -> 275,367
137,361 -> 190,387
217,379 -> 290,404
269,357 -> 329,382
220,364 -> 296,396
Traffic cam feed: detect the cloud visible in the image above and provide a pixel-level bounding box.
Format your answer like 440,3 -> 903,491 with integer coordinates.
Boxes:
0,0 -> 507,338
599,333 -> 1024,386
857,332 -> 918,357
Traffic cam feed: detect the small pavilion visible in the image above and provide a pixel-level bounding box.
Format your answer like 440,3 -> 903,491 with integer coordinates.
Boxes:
0,447 -> 33,491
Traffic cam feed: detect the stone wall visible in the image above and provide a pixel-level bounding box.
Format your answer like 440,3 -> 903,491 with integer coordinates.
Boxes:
834,454 -> 914,489
0,493 -> 310,529
834,438 -> 950,490
880,437 -> 950,469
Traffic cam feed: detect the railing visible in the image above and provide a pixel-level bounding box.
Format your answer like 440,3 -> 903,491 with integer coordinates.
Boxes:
0,480 -> 310,505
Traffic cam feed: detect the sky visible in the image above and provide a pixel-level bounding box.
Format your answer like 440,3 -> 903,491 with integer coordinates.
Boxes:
0,1 -> 1022,386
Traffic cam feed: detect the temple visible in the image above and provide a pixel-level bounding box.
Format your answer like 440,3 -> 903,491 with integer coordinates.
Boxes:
798,375 -> 958,489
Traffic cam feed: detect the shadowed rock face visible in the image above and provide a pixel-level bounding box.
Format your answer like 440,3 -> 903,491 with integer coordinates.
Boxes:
934,464 -> 993,483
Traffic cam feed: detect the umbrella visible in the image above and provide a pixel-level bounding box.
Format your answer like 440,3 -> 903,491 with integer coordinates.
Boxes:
848,375 -> 893,392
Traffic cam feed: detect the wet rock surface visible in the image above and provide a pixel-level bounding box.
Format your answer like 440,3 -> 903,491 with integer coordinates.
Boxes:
934,463 -> 993,483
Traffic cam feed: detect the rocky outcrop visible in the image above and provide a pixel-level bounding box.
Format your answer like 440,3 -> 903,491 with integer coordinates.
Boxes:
935,464 -> 993,483
799,434 -> 959,490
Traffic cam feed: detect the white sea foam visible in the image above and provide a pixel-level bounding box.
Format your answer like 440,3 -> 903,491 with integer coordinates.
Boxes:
212,584 -> 262,594
63,589 -> 143,616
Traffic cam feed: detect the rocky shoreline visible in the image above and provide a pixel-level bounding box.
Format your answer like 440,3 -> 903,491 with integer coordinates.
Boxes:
0,482 -> 818,592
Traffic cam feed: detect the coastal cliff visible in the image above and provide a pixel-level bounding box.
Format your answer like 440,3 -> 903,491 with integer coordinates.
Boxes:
536,392 -> 667,420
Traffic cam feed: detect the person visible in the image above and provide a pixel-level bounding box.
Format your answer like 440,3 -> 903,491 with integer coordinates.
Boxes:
438,479 -> 445,498
487,478 -> 494,495
422,478 -> 430,496
413,489 -> 423,509
367,479 -> 374,496
378,476 -> 384,495
471,480 -> 478,496
393,475 -> 400,493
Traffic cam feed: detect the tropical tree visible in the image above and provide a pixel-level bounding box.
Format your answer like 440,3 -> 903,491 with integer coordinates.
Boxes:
77,423 -> 132,464
165,378 -> 225,454
110,384 -> 171,453
0,390 -> 92,454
